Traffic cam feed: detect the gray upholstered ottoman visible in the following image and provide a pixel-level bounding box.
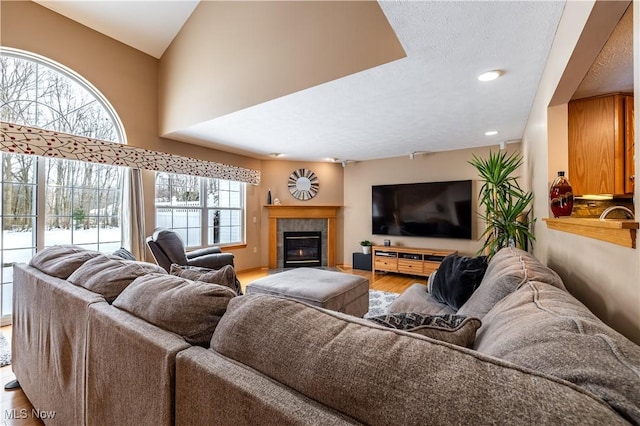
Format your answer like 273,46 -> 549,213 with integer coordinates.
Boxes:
246,268 -> 370,317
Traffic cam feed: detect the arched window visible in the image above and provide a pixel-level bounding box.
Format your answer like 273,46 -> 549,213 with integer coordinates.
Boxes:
0,48 -> 126,324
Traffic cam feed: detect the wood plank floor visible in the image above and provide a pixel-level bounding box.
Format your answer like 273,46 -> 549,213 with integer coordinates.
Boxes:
0,266 -> 424,423
0,327 -> 43,426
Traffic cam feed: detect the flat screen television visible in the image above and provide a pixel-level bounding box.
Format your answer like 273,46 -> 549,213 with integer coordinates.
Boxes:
372,180 -> 473,239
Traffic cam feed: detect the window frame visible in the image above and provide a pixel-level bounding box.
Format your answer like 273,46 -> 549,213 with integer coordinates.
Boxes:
0,48 -> 127,325
155,172 -> 246,249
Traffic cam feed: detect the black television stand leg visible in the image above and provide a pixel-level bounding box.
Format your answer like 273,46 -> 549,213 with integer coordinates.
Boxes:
4,379 -> 20,390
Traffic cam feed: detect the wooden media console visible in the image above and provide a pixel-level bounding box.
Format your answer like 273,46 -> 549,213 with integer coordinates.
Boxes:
372,245 -> 457,277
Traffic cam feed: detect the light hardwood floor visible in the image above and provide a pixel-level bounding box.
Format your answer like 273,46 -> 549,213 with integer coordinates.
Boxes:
238,265 -> 425,294
0,266 -> 424,424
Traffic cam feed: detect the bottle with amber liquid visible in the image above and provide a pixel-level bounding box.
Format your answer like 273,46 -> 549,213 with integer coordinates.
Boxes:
549,171 -> 573,218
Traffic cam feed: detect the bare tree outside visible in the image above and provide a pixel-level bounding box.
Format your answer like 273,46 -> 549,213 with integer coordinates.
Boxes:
1,53 -> 123,239
0,50 -> 125,321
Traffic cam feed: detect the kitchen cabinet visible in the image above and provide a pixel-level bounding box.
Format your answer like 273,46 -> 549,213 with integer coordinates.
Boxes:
625,95 -> 635,193
568,93 -> 634,196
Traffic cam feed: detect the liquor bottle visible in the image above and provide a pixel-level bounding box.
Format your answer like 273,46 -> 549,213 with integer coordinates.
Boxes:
549,171 -> 573,217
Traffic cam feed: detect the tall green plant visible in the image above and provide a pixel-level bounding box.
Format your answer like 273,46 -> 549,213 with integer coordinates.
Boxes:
469,150 -> 535,259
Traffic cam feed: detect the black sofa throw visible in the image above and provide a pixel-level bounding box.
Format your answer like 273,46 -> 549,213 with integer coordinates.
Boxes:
428,254 -> 488,310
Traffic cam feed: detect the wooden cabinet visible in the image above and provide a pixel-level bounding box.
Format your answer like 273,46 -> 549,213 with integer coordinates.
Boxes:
372,246 -> 456,277
568,93 -> 634,196
625,96 -> 635,193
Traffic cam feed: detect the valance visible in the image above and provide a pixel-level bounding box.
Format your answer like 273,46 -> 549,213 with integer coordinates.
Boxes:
0,122 -> 261,185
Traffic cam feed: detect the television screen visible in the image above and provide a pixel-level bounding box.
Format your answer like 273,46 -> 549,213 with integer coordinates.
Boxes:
372,180 -> 472,239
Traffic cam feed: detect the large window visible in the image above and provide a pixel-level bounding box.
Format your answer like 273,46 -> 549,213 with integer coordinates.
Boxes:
155,173 -> 244,248
0,48 -> 125,324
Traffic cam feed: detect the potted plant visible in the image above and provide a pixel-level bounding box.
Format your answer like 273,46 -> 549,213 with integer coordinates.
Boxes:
359,240 -> 373,255
469,150 -> 535,259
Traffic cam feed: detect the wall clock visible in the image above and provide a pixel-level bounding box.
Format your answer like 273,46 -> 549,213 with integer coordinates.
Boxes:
288,168 -> 319,201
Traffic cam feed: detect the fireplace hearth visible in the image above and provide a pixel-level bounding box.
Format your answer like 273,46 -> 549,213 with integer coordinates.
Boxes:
283,231 -> 322,268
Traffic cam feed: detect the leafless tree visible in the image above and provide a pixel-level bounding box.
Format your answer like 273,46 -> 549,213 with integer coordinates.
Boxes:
1,54 -> 123,232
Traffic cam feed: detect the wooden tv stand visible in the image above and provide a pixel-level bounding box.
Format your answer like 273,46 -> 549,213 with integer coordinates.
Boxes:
372,245 -> 457,277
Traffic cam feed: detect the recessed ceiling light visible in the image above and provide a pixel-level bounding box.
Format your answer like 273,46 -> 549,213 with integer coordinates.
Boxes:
484,130 -> 499,136
478,70 -> 502,82
269,153 -> 281,158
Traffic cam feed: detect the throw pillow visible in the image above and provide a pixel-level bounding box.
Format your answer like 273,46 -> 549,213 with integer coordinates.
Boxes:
428,254 -> 488,310
113,273 -> 236,347
68,255 -> 166,303
170,264 -> 243,295
111,247 -> 136,261
29,245 -> 103,279
367,312 -> 481,348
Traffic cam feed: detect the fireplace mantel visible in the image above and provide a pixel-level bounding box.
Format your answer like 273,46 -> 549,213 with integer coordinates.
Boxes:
266,205 -> 341,268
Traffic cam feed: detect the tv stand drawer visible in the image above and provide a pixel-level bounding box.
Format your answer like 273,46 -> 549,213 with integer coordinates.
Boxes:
398,259 -> 423,275
375,258 -> 398,271
372,245 -> 456,277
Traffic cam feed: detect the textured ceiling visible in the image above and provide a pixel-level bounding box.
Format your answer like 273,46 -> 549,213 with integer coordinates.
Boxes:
34,1 -> 570,162
573,3 -> 633,100
169,0 -> 567,162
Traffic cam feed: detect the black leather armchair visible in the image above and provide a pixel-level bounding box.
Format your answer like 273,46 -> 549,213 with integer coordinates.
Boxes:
146,228 -> 235,272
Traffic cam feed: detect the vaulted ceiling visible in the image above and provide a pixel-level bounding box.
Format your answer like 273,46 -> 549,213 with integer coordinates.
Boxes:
33,1 -> 632,162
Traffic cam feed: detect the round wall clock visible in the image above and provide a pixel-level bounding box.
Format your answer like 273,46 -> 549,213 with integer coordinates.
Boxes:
288,168 -> 319,201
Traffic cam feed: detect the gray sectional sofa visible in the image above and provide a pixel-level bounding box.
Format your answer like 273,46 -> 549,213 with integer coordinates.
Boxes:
11,245 -> 640,425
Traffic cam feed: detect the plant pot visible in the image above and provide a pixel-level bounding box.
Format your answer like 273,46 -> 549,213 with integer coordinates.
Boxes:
362,246 -> 371,255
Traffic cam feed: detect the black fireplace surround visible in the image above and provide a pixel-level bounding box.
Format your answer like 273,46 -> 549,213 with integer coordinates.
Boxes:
283,231 -> 322,268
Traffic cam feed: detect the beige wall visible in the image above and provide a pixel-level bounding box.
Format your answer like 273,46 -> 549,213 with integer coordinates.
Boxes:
159,0 -> 405,135
522,0 -> 639,344
259,160 -> 344,267
0,1 -> 263,270
341,145 -> 521,263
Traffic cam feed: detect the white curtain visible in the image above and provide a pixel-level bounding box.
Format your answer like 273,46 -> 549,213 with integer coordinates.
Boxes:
122,168 -> 146,260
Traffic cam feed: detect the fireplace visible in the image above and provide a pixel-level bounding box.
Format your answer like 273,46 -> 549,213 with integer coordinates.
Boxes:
266,205 -> 340,269
283,231 -> 322,268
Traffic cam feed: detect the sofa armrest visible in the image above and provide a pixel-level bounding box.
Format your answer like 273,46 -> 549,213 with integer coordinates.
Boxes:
175,347 -> 358,426
187,252 -> 234,269
12,264 -> 107,426
86,304 -> 191,426
186,246 -> 222,259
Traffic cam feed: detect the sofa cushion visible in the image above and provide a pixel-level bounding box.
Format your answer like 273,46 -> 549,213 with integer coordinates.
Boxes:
457,247 -> 564,319
29,245 -> 103,279
428,254 -> 487,309
210,294 -> 628,425
388,283 -> 455,315
367,312 -> 481,347
170,264 -> 241,295
475,281 -> 640,423
113,273 -> 236,347
68,255 -> 166,303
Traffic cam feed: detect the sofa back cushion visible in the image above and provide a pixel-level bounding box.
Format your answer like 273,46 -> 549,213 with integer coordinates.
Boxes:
457,247 -> 564,319
170,264 -> 240,295
68,255 -> 166,303
475,281 -> 640,423
113,273 -> 236,347
29,245 -> 102,279
210,294 -> 628,425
